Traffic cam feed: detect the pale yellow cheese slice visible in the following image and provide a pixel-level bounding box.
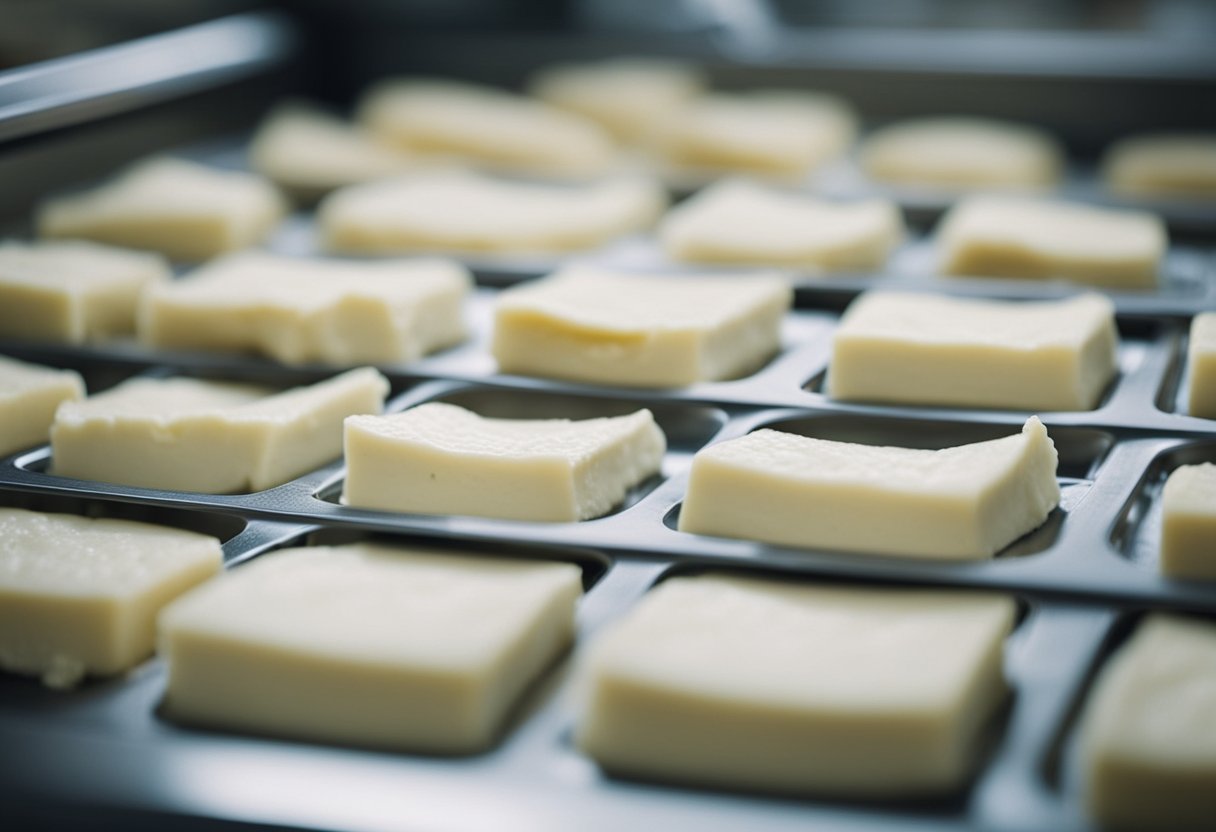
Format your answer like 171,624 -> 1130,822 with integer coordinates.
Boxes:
0,355 -> 84,456
1186,313 -> 1216,419
1160,463 -> 1216,580
1103,133 -> 1216,198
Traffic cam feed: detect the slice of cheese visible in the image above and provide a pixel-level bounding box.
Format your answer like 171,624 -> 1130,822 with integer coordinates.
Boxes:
577,574 -> 1015,797
38,158 -> 287,262
829,292 -> 1118,411
860,117 -> 1062,188
0,356 -> 84,456
52,367 -> 388,493
1079,615 -> 1216,832
0,239 -> 170,343
320,170 -> 665,256
140,252 -> 471,365
492,267 -> 791,387
938,196 -> 1166,289
358,78 -> 615,177
1160,463 -> 1216,580
1186,313 -> 1216,419
0,508 -> 221,689
679,417 -> 1059,559
660,179 -> 903,270
343,402 -> 666,521
1103,133 -> 1216,198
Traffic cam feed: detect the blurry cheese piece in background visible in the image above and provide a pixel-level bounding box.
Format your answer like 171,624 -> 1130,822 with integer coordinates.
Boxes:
141,252 -> 471,366
358,78 -> 616,178
660,178 -> 903,271
0,240 -> 169,343
38,158 -> 286,262
321,170 -> 664,255
249,101 -> 412,200
829,292 -> 1118,411
679,417 -> 1059,559
493,267 -> 791,387
1159,463 -> 1216,581
1079,615 -> 1216,832
577,574 -> 1015,797
938,196 -> 1165,289
52,367 -> 388,493
344,402 -> 665,522
860,117 -> 1062,189
0,356 -> 84,456
529,57 -> 705,144
1103,133 -> 1216,198
1187,313 -> 1216,419
160,544 -> 581,753
0,508 -> 221,689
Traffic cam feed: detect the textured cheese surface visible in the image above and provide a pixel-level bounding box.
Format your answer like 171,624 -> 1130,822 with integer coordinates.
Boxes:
321,170 -> 665,255
1103,133 -> 1216,198
343,402 -> 666,521
577,574 -> 1014,796
829,292 -> 1119,410
0,355 -> 84,456
679,417 -> 1060,559
1186,313 -> 1216,419
938,196 -> 1165,289
0,508 -> 221,688
1160,463 -> 1216,580
141,252 -> 471,365
660,179 -> 903,270
38,158 -> 286,262
860,117 -> 1062,188
1079,615 -> 1216,832
160,543 -> 581,752
0,239 -> 170,343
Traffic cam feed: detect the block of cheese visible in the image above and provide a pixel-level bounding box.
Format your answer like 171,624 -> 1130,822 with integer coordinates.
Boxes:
358,78 -> 615,177
140,252 -> 471,366
1159,463 -> 1216,580
659,179 -> 903,271
0,239 -> 169,343
52,367 -> 388,493
529,58 -> 704,144
938,196 -> 1165,289
651,91 -> 857,181
0,356 -> 84,456
1103,133 -> 1216,198
679,417 -> 1059,559
38,158 -> 287,262
320,170 -> 665,256
829,292 -> 1118,411
249,102 -> 412,199
860,117 -> 1063,189
576,574 -> 1015,797
1079,615 -> 1216,832
0,508 -> 221,689
344,402 -> 666,521
492,267 -> 791,387
160,543 -> 580,753
1186,313 -> 1216,419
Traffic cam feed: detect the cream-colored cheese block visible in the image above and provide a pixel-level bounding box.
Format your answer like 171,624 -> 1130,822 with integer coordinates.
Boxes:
1079,615 -> 1216,832
1103,133 -> 1216,198
140,252 -> 471,366
860,117 -> 1063,189
577,574 -> 1015,797
160,543 -> 581,752
829,292 -> 1118,411
938,196 -> 1165,289
0,239 -> 169,343
0,356 -> 84,456
1159,463 -> 1216,580
0,508 -> 221,689
38,158 -> 287,262
679,417 -> 1059,559
659,179 -> 903,270
492,267 -> 791,387
529,58 -> 705,144
651,91 -> 857,181
343,402 -> 665,521
52,367 -> 388,493
1186,313 -> 1216,419
249,102 -> 412,199
358,78 -> 615,177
